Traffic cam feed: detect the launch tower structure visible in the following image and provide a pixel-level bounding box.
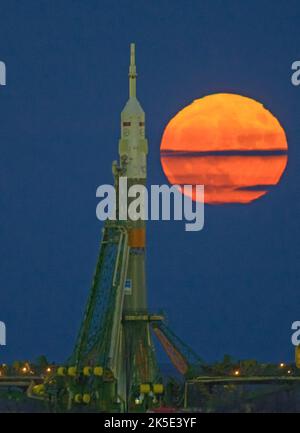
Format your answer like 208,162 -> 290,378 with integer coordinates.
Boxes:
43,44 -> 204,413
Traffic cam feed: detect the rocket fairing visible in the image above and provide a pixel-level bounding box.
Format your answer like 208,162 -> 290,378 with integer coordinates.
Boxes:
119,43 -> 148,181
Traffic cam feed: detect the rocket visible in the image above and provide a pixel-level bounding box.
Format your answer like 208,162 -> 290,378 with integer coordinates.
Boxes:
116,43 -> 148,313
114,44 -> 157,398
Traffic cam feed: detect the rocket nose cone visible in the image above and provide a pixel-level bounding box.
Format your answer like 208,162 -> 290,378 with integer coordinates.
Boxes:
122,97 -> 144,116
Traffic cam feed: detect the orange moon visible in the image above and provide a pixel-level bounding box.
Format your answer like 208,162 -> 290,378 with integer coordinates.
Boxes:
160,93 -> 288,204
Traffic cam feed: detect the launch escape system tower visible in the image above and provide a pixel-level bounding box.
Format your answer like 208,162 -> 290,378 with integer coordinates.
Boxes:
36,44 -> 203,412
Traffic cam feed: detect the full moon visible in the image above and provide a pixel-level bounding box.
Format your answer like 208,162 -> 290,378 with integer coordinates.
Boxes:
160,93 -> 288,204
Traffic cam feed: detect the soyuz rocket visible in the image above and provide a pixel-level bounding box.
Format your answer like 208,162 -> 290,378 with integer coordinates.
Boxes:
116,43 -> 148,313
109,44 -> 159,406
71,44 -> 159,409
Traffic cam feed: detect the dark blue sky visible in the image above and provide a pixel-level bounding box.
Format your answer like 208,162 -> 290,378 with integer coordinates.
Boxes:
0,0 -> 300,365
